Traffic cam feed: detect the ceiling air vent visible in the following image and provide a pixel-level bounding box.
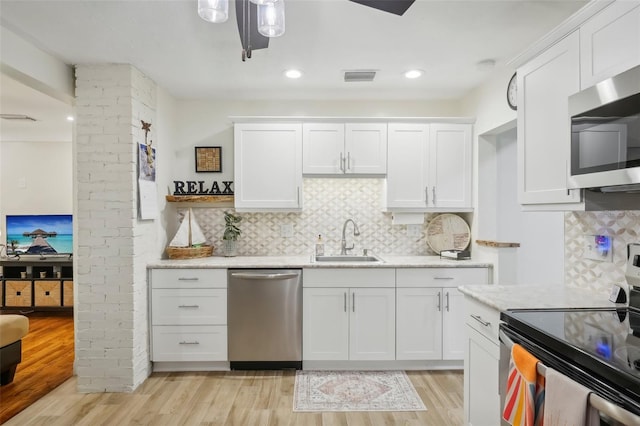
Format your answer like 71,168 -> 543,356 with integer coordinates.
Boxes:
344,70 -> 376,82
0,114 -> 37,121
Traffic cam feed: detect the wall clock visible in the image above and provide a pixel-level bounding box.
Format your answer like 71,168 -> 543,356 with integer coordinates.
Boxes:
507,72 -> 517,111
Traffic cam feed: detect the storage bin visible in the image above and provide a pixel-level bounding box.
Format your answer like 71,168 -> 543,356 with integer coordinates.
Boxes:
63,280 -> 74,306
34,281 -> 61,306
5,281 -> 32,306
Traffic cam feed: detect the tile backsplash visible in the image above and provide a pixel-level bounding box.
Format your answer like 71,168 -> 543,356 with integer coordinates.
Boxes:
565,211 -> 640,296
174,178 -> 470,257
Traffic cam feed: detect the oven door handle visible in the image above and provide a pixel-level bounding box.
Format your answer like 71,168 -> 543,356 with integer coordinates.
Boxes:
499,328 -> 515,350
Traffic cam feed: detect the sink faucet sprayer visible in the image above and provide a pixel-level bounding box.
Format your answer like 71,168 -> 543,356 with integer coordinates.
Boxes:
341,219 -> 361,255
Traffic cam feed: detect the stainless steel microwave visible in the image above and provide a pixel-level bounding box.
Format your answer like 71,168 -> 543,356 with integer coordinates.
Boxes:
568,64 -> 640,192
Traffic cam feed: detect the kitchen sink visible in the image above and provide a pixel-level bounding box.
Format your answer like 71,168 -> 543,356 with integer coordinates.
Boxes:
315,255 -> 383,262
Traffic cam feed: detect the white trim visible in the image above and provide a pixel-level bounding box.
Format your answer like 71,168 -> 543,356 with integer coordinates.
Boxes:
229,116 -> 476,124
507,0 -> 615,69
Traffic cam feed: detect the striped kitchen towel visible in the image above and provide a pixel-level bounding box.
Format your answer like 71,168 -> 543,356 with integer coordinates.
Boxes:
502,343 -> 545,426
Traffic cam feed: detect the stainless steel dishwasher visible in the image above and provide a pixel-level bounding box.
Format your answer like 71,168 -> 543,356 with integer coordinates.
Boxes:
227,269 -> 302,369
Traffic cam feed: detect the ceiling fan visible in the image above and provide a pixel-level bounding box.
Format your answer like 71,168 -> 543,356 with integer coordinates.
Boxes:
348,0 -> 416,16
233,0 -> 416,61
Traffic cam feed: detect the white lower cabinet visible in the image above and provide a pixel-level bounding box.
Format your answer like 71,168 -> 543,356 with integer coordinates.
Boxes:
303,287 -> 396,361
302,287 -> 350,360
464,296 -> 502,426
397,287 -> 470,361
150,268 -> 228,364
349,288 -> 396,360
442,287 -> 466,360
152,325 -> 228,362
302,268 -> 396,362
396,268 -> 489,362
465,325 -> 500,426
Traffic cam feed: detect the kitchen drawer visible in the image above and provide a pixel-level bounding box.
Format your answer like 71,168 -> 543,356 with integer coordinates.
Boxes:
303,268 -> 395,288
396,268 -> 489,287
151,268 -> 226,289
152,288 -> 227,325
464,296 -> 500,343
152,325 -> 227,362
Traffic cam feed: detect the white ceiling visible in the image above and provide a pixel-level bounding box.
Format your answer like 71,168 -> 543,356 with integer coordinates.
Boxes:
0,0 -> 587,140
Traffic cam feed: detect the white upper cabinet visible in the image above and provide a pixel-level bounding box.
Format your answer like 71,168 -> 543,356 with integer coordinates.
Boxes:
517,31 -> 582,206
302,123 -> 345,174
429,124 -> 473,209
345,123 -> 388,174
302,122 -> 387,175
386,122 -> 472,211
386,123 -> 430,209
580,1 -> 640,89
234,123 -> 303,211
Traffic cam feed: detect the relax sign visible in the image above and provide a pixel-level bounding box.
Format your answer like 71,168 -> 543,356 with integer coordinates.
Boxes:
173,180 -> 234,195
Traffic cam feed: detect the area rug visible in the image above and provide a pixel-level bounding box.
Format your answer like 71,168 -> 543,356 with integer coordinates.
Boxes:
293,370 -> 427,412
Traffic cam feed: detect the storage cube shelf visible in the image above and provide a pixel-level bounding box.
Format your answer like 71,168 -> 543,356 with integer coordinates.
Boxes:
0,260 -> 73,313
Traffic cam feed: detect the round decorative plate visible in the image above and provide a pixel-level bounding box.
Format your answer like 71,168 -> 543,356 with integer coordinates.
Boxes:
426,214 -> 471,253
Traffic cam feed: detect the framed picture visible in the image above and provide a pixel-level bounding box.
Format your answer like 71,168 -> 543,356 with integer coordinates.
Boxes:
195,146 -> 222,173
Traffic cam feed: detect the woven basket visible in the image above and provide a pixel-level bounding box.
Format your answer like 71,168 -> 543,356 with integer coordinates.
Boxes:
166,245 -> 214,259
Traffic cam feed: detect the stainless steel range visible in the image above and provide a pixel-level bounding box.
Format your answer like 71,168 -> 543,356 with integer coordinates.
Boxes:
499,243 -> 640,425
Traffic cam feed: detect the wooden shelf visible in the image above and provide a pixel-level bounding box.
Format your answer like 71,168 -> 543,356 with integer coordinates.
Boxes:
476,240 -> 520,248
166,195 -> 234,203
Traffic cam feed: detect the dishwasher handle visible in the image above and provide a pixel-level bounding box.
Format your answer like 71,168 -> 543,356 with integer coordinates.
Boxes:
229,272 -> 300,280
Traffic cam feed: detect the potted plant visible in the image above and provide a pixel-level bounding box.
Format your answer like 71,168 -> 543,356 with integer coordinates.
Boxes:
223,211 -> 242,256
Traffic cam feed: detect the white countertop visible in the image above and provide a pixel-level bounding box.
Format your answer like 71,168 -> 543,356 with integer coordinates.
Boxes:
458,284 -> 617,311
147,255 -> 493,269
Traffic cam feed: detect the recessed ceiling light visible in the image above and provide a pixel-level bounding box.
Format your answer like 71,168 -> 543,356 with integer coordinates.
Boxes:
66,115 -> 74,122
285,69 -> 302,79
404,69 -> 423,79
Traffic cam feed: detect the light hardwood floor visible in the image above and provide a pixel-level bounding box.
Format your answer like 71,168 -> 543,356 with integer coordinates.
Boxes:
4,370 -> 464,425
0,316 -> 74,424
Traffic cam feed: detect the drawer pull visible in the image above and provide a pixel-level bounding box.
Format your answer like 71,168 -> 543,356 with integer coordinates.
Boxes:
434,277 -> 454,280
178,305 -> 200,308
178,277 -> 199,281
470,314 -> 491,327
179,341 -> 200,345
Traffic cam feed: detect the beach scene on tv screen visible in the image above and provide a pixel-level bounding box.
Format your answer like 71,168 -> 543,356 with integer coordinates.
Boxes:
6,214 -> 73,255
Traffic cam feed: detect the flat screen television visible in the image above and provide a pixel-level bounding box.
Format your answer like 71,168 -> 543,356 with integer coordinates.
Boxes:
6,214 -> 73,257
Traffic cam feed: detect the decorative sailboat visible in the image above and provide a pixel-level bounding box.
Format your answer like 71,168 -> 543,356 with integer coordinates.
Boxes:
165,208 -> 214,259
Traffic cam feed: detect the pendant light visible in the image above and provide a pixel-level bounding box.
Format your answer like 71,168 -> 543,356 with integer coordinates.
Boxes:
257,0 -> 285,37
198,0 -> 229,23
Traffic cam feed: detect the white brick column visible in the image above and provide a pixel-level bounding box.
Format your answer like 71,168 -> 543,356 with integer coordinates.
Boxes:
75,64 -> 156,392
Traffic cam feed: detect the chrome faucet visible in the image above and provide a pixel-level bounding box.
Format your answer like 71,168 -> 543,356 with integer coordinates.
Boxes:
340,218 -> 361,255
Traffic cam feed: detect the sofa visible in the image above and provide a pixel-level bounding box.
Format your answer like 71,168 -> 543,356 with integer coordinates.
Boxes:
0,314 -> 29,385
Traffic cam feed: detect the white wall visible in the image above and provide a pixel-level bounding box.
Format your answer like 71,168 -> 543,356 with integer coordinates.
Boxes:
459,66 -> 564,285
459,67 -> 517,277
154,86 -> 178,255
0,141 -> 73,236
